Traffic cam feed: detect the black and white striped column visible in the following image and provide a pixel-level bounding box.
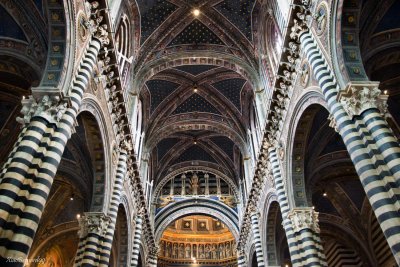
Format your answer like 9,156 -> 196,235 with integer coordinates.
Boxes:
147,250 -> 158,267
237,249 -> 246,267
250,211 -> 265,267
268,148 -> 326,266
287,208 -> 327,266
98,149 -> 128,266
74,212 -> 112,266
74,149 -> 128,267
130,214 -> 144,267
299,27 -> 400,264
0,35 -> 103,263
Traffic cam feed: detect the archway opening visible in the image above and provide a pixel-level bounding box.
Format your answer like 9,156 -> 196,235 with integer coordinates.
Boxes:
157,215 -> 237,267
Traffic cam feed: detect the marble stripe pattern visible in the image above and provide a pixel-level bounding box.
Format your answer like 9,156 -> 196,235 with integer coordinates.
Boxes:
299,27 -> 400,264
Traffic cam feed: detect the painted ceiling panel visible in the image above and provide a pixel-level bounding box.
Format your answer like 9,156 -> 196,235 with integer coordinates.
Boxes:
172,145 -> 217,164
138,0 -> 178,43
157,138 -> 180,161
174,65 -> 217,76
214,0 -> 256,41
172,94 -> 221,115
147,79 -> 180,112
212,78 -> 245,111
169,19 -> 224,46
210,136 -> 234,159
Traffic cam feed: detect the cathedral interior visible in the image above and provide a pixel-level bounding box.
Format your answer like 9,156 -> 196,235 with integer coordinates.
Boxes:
0,0 -> 400,266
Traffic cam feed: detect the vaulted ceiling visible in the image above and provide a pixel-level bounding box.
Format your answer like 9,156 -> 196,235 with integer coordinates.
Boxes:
135,0 -> 259,189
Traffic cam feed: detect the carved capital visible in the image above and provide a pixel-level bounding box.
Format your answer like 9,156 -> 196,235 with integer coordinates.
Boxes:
338,82 -> 388,118
327,114 -> 339,133
288,208 -> 320,233
16,95 -> 68,125
78,212 -> 111,238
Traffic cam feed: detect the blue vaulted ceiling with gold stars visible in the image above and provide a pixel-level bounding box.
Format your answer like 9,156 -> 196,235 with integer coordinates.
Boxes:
136,0 -> 259,190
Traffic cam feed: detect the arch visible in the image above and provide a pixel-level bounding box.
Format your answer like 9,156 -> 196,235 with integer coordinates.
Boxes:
153,166 -> 240,203
79,96 -> 112,213
154,198 -> 239,242
285,89 -> 328,208
131,52 -> 261,96
111,204 -> 130,267
261,198 -> 281,267
34,0 -> 76,95
145,118 -> 248,155
330,0 -> 370,87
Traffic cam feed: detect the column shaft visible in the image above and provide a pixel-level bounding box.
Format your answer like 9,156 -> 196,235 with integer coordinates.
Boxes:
250,213 -> 265,267
0,38 -> 102,262
130,215 -> 143,267
300,29 -> 400,264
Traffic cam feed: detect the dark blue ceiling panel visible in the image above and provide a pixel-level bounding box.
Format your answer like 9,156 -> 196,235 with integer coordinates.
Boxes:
138,0 -> 178,43
173,145 -> 217,164
0,5 -> 27,41
312,193 -> 340,216
169,19 -> 224,46
212,78 -> 245,111
147,79 -> 180,112
214,0 -> 256,41
157,138 -> 180,160
374,0 -> 400,33
172,94 -> 221,115
210,136 -> 234,159
174,65 -> 217,76
339,180 -> 365,212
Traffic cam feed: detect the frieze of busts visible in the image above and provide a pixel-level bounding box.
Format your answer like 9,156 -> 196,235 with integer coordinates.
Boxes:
287,208 -> 320,233
338,82 -> 387,118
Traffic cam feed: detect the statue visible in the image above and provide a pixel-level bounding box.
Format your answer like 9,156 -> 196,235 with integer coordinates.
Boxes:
165,242 -> 171,257
185,244 -> 191,258
190,173 -> 199,195
179,243 -> 184,258
220,195 -> 235,207
199,244 -> 204,259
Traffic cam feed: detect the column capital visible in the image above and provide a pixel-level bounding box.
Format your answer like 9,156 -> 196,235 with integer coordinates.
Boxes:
78,212 -> 111,238
288,207 -> 320,233
338,82 -> 388,118
17,95 -> 69,126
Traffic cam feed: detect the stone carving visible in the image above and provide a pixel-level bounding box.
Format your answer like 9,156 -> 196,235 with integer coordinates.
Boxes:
16,95 -> 68,125
287,208 -> 320,233
78,212 -> 111,238
327,114 -> 339,133
338,82 -> 387,117
314,4 -> 327,35
219,195 -> 235,207
158,195 -> 175,208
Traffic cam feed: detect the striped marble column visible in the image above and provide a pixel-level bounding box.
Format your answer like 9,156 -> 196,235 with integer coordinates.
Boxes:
98,149 -> 129,266
298,24 -> 400,264
237,249 -> 247,267
130,214 -> 144,267
268,148 -> 326,266
74,149 -> 128,266
74,212 -> 112,266
287,208 -> 327,266
249,211 -> 265,267
0,31 -> 106,263
147,249 -> 158,267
